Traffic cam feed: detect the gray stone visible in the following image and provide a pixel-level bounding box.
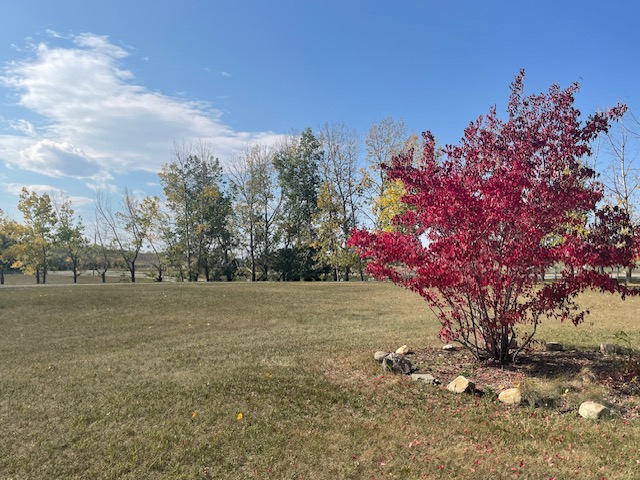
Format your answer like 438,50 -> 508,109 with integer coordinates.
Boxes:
411,373 -> 438,384
395,344 -> 410,355
600,343 -> 629,356
382,353 -> 412,375
442,344 -> 458,351
374,351 -> 389,362
545,342 -> 564,352
446,376 -> 475,394
579,401 -> 610,419
498,387 -> 522,406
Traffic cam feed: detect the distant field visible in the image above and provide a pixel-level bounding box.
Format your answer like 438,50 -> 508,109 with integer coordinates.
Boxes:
1,282 -> 639,479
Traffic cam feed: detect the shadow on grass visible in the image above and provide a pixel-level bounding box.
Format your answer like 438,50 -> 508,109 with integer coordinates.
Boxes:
515,350 -> 620,379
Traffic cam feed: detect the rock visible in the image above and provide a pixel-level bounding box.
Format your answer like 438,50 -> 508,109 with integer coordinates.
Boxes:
395,344 -> 410,355
374,351 -> 389,362
382,353 -> 412,375
446,376 -> 475,394
411,373 -> 438,384
579,401 -> 610,419
545,342 -> 564,352
442,344 -> 457,351
498,387 -> 522,406
600,343 -> 629,355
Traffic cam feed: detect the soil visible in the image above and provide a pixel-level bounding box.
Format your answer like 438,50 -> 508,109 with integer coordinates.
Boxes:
409,346 -> 640,419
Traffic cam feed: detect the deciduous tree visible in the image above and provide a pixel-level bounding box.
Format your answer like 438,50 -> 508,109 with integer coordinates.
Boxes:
350,71 -> 637,363
0,210 -> 25,284
17,188 -> 57,284
230,144 -> 281,281
159,141 -> 233,281
88,208 -> 113,283
598,110 -> 640,282
317,123 -> 364,280
95,189 -> 157,283
54,197 -> 86,283
314,181 -> 354,281
273,128 -> 322,280
364,117 -> 408,229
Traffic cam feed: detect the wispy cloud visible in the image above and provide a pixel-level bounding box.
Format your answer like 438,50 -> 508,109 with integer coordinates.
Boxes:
3,182 -> 64,196
0,32 -> 281,181
2,181 -> 93,208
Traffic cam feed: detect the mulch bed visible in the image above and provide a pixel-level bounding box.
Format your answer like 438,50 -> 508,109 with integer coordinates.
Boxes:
409,347 -> 640,419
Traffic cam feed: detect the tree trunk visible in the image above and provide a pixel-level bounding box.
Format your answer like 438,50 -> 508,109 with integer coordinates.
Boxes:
0,270 -> 4,285
626,265 -> 633,284
36,268 -> 41,284
101,271 -> 106,283
250,232 -> 256,282
130,260 -> 136,283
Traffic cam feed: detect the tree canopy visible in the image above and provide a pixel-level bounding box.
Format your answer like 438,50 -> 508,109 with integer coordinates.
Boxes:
349,71 -> 638,363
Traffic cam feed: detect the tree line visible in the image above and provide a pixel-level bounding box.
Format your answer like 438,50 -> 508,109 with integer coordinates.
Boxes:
2,108 -> 637,287
0,119 -> 422,284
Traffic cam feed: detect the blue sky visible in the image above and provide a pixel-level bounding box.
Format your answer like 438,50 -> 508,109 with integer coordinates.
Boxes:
0,0 -> 638,221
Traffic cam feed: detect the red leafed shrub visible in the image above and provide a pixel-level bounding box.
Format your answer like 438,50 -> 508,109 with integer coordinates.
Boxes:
349,71 -> 638,363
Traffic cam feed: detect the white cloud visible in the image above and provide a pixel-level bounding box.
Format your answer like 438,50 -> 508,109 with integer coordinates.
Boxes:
0,32 -> 282,180
68,195 -> 94,207
10,119 -> 36,136
2,181 -> 93,209
20,139 -> 101,178
3,182 -> 63,196
72,33 -> 129,59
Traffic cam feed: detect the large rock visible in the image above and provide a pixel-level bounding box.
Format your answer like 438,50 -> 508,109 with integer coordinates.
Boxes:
545,342 -> 564,352
579,401 -> 610,419
446,376 -> 475,394
382,353 -> 412,375
395,345 -> 410,355
374,351 -> 389,362
411,373 -> 438,384
498,387 -> 522,406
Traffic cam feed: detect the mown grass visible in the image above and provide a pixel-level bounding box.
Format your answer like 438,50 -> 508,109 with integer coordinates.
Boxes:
1,282 -> 639,479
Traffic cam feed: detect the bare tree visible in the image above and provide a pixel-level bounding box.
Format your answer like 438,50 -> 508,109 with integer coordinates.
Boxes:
600,110 -> 640,282
95,189 -> 157,283
90,208 -> 112,283
363,117 -> 408,228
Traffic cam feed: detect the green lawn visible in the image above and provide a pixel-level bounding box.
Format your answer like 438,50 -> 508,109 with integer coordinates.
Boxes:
1,282 -> 639,479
